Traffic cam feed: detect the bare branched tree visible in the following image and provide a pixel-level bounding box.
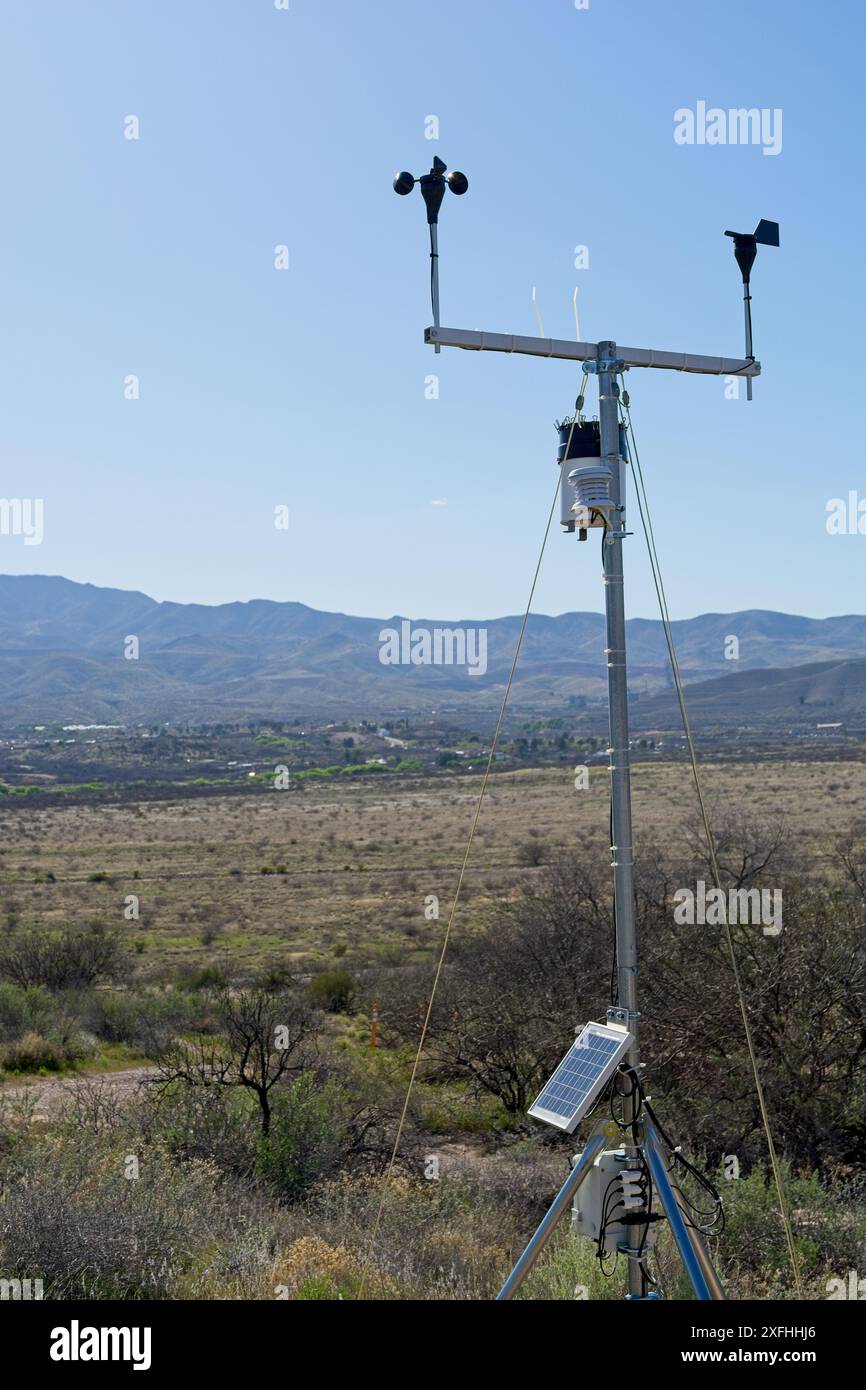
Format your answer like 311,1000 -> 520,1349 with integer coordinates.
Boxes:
155,988 -> 320,1135
378,857 -> 612,1114
832,827 -> 866,902
681,809 -> 793,889
375,849 -> 866,1170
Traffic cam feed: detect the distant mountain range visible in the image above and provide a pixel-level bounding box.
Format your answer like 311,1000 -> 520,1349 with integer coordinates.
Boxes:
630,657 -> 866,732
1,574 -> 865,729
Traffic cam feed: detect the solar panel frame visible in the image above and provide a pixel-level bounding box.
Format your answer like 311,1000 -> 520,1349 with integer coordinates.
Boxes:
528,1022 -> 632,1133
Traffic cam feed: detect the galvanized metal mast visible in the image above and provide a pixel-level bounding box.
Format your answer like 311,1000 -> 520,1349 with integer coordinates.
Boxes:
596,343 -> 642,1299
597,343 -> 638,1053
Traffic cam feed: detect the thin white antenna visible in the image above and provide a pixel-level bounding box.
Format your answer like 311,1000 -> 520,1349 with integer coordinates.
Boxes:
531,286 -> 545,338
572,286 -> 581,340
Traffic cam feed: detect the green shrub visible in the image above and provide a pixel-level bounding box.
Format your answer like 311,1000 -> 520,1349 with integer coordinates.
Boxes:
0,1031 -> 78,1073
256,1076 -> 352,1200
0,1131 -> 280,1299
715,1163 -> 866,1298
515,839 -> 547,867
256,963 -> 294,992
176,964 -> 228,993
0,983 -> 55,1042
143,1083 -> 258,1176
80,986 -> 218,1051
307,971 -> 355,1014
83,992 -> 145,1046
0,927 -> 128,991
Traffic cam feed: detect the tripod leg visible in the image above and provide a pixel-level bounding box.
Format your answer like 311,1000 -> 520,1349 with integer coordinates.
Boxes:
496,1129 -> 607,1301
643,1121 -> 726,1301
674,1195 -> 727,1301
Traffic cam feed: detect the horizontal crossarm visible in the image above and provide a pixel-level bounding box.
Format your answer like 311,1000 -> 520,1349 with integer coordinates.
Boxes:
424,325 -> 760,377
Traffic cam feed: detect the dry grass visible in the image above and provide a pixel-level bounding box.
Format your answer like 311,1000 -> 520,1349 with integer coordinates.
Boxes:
0,758 -> 862,976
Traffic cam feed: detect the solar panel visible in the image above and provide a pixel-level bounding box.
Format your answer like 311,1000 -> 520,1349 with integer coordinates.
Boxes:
528,1022 -> 632,1133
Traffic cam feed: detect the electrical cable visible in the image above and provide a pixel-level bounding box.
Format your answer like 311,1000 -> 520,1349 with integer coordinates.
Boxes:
620,1061 -> 724,1236
636,1155 -> 653,1261
597,1177 -> 625,1273
609,1064 -> 641,1131
618,380 -> 800,1289
596,1152 -> 654,1294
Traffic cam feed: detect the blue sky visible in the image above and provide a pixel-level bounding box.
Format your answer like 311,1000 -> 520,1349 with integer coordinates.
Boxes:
0,0 -> 863,622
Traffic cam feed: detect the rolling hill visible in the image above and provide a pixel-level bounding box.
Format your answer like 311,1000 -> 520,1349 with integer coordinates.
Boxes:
1,574 -> 865,727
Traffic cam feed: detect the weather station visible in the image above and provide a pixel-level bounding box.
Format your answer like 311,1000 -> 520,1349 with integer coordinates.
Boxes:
393,156 -> 786,1302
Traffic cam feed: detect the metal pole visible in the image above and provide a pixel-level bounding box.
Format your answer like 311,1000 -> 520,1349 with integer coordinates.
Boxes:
597,342 -> 642,1299
643,1122 -> 719,1300
599,343 -> 638,1043
430,225 -> 441,353
742,283 -> 754,401
496,1130 -> 607,1301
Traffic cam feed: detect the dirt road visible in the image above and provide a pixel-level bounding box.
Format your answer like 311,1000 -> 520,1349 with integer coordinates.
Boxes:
0,1066 -> 158,1120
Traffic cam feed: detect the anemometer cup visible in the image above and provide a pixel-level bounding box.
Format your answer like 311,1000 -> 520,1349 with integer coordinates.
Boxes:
393,171 -> 416,196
